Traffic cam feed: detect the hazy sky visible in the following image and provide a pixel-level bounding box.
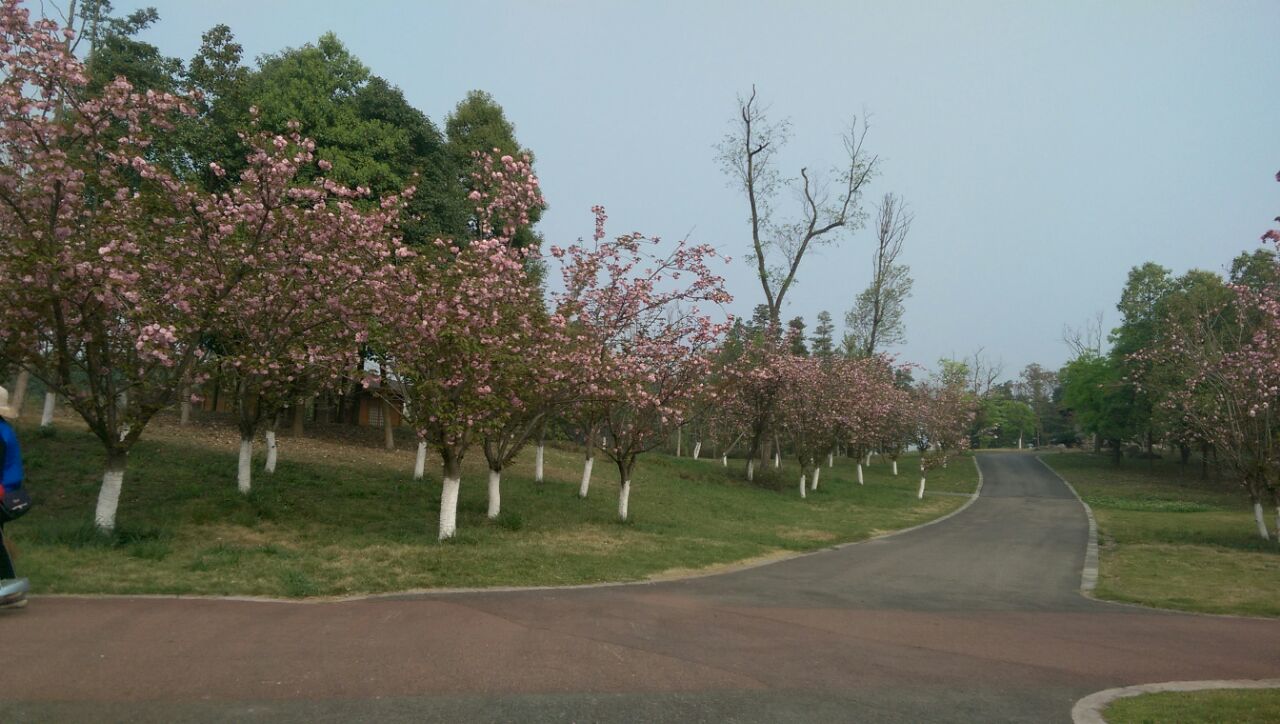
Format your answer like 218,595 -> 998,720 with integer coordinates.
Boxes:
109,0 -> 1280,378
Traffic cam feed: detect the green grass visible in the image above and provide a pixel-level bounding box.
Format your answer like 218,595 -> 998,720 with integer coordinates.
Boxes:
6,419 -> 975,598
1041,452 -> 1280,617
1106,688 -> 1280,723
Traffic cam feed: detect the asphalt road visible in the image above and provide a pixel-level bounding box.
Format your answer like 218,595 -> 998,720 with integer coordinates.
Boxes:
8,453 -> 1280,723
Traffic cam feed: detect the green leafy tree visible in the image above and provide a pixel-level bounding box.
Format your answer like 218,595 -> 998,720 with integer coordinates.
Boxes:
810,311 -> 835,357
1060,353 -> 1137,463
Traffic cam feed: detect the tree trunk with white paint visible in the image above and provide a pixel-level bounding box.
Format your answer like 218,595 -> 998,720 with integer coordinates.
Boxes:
799,473 -> 807,498
1018,433 -> 1023,450
413,441 -> 427,480
892,459 -> 898,476
238,437 -> 253,494
827,452 -> 833,468
529,443 -> 542,482
40,392 -> 55,427
487,469 -> 502,519
264,431 -> 278,473
692,441 -> 701,460
1255,502 -> 1270,540
774,451 -> 780,468
722,454 -> 728,467
857,463 -> 864,485
865,452 -> 872,466
811,466 -> 820,490
918,476 -> 927,499
383,401 -> 395,450
675,430 -> 681,457
439,475 -> 461,540
746,459 -> 754,481
579,456 -> 594,498
94,452 -> 127,532
618,480 -> 631,521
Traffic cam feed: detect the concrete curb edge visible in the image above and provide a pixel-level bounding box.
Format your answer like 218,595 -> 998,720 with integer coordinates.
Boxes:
1072,678 -> 1280,723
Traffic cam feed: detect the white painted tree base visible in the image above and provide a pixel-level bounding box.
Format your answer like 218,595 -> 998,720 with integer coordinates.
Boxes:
238,439 -> 253,494
579,457 -> 594,498
692,441 -> 701,460
857,463 -> 864,485
487,470 -> 502,519
414,442 -> 427,480
892,460 -> 898,476
535,444 -> 544,483
774,452 -> 780,469
827,452 -> 833,468
40,392 -> 55,427
746,459 -> 754,481
721,454 -> 728,467
264,431 -> 278,473
811,467 -> 820,490
439,476 -> 461,540
95,468 -> 124,532
799,474 -> 807,498
618,480 -> 631,521
918,477 -> 926,499
1255,502 -> 1270,540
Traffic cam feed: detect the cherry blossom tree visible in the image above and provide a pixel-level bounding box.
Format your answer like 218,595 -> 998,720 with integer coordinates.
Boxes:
206,126 -> 408,494
372,151 -> 544,539
912,379 -> 975,499
551,207 -> 731,520
0,2 -> 355,531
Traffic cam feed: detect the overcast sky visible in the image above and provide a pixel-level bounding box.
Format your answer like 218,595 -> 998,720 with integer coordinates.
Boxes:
109,0 -> 1280,378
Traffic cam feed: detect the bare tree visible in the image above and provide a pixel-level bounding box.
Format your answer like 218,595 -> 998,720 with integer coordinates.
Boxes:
1063,312 -> 1106,357
844,193 -> 913,356
966,347 -> 1004,398
717,86 -> 878,325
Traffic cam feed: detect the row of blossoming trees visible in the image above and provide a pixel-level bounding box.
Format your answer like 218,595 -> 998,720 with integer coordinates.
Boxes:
0,1 -> 975,540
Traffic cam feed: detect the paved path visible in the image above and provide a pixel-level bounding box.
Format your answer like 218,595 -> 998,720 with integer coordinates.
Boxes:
9,454 -> 1280,722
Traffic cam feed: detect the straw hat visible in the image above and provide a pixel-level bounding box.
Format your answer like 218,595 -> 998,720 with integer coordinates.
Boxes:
0,386 -> 14,418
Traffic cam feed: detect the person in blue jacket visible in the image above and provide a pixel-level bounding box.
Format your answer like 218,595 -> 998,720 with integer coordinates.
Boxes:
0,385 -> 30,607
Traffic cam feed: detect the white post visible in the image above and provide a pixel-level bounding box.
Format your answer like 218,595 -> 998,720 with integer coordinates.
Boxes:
487,469 -> 502,519
618,480 -> 632,521
413,441 -> 427,480
534,444 -> 545,483
918,476 -> 926,499
579,456 -> 594,498
811,467 -> 820,490
238,438 -> 253,494
264,431 -> 278,473
857,463 -> 864,485
799,473 -> 806,498
1255,502 -> 1270,540
439,476 -> 461,540
40,392 -> 56,427
692,441 -> 701,460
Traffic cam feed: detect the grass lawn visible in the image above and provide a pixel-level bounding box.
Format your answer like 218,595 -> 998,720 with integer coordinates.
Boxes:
1040,452 -> 1280,617
5,416 -> 975,598
1105,688 -> 1280,724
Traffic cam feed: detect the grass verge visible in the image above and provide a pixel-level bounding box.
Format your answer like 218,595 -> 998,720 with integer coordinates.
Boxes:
1105,688 -> 1280,724
1041,452 -> 1280,617
6,419 -> 975,597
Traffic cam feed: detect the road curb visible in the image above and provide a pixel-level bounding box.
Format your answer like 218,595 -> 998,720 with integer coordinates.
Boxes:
1034,455 -> 1098,593
35,458 -> 986,605
1072,678 -> 1280,723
